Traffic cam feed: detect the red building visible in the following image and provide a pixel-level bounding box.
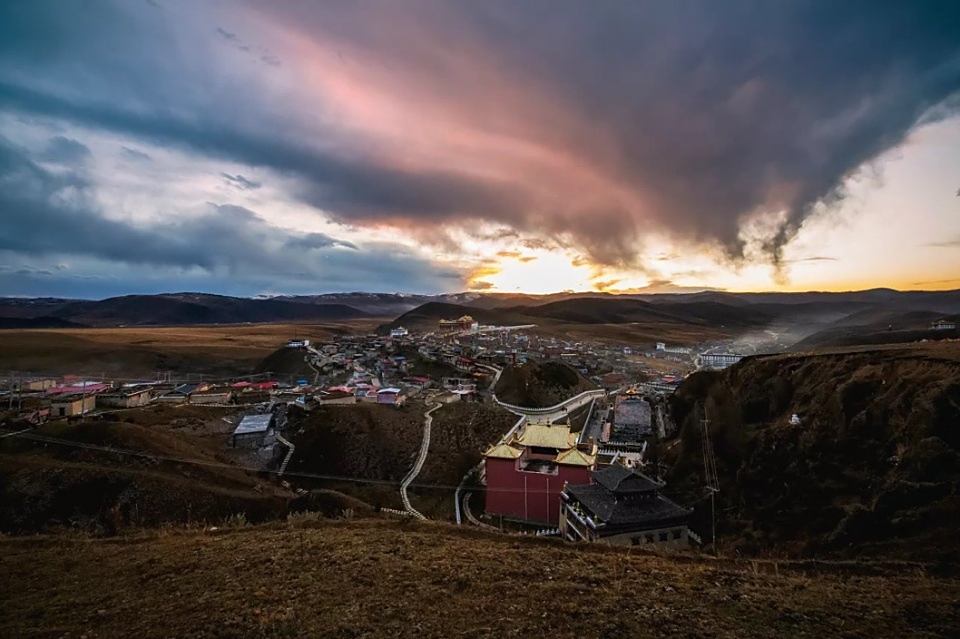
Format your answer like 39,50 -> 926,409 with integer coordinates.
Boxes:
484,422 -> 596,525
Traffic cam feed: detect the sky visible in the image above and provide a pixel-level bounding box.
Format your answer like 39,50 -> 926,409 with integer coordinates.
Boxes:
1,0 -> 959,299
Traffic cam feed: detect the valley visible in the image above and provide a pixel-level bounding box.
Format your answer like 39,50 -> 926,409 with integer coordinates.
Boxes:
1,289 -> 959,637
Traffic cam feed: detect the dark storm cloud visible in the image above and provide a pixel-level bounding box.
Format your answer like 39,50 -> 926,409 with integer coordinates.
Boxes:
1,0 -> 959,271
260,1 -> 960,263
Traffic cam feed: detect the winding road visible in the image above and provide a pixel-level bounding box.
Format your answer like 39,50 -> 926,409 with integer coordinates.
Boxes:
493,388 -> 607,423
399,399 -> 442,519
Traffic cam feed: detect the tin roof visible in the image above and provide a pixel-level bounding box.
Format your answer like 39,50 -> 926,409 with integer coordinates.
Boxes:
233,413 -> 273,435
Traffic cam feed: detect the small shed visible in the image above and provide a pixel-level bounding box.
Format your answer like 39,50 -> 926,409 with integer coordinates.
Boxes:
97,387 -> 153,409
50,393 -> 96,418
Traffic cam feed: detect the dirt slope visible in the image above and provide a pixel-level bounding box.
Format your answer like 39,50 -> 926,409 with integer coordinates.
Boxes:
1,519 -> 957,638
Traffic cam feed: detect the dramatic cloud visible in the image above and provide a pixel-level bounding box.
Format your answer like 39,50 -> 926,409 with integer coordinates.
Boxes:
0,136 -> 459,295
0,1 -> 958,296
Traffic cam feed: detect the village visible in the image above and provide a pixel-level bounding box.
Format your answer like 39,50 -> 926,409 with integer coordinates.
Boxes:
1,314 -> 749,549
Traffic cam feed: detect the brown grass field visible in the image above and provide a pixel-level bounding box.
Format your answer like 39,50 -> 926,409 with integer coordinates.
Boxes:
0,320 -> 385,377
1,519 -> 957,638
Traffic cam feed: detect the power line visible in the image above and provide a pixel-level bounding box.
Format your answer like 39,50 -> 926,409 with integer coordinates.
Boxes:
700,405 -> 720,556
2,429 -> 611,496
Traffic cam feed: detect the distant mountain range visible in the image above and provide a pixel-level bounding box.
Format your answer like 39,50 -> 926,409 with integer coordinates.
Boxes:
0,293 -> 370,327
1,289 -> 958,347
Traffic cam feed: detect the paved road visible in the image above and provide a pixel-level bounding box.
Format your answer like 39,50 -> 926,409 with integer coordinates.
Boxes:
461,491 -> 498,531
400,399 -> 441,520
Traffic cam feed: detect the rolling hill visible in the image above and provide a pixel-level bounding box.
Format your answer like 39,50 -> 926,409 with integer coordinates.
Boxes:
0,293 -> 369,327
791,311 -> 960,349
380,301 -> 532,332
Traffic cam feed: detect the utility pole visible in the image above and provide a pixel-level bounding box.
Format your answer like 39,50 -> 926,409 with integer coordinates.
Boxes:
701,406 -> 720,556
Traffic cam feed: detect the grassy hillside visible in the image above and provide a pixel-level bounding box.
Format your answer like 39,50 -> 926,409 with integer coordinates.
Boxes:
495,361 -> 596,407
0,321 -> 381,376
285,401 -> 516,517
2,519 -> 958,638
665,341 -> 960,561
0,419 -> 292,534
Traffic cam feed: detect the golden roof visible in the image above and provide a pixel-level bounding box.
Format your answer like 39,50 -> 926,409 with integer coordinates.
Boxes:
484,443 -> 522,459
517,423 -> 572,449
555,447 -> 596,467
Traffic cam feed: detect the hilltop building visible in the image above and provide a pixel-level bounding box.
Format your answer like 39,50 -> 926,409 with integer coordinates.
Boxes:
697,352 -> 743,370
560,465 -> 691,547
439,315 -> 479,332
654,342 -> 693,361
484,422 -> 596,525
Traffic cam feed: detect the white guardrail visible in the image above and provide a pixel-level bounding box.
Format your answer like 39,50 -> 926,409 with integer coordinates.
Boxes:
492,388 -> 606,416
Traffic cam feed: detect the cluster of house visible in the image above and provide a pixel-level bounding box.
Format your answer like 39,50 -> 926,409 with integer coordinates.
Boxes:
3,376 -> 293,423
483,390 -> 691,547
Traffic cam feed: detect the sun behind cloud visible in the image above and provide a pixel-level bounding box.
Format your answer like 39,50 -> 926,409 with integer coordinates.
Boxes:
469,251 -> 598,294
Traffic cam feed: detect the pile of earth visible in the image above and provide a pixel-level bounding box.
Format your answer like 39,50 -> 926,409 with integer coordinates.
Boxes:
494,361 -> 596,408
255,345 -> 316,379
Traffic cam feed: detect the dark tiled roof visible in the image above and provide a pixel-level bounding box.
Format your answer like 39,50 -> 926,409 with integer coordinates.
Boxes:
566,483 -> 690,527
592,464 -> 662,493
566,465 -> 688,528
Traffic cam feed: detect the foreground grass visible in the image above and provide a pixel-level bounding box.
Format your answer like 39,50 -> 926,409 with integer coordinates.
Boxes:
2,519 -> 957,638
